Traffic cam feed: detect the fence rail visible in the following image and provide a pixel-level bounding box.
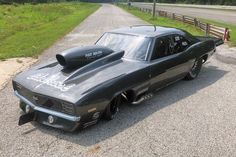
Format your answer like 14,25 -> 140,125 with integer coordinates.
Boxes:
136,6 -> 230,41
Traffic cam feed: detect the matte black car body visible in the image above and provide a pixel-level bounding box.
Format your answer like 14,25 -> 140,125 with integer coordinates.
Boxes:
13,26 -> 223,131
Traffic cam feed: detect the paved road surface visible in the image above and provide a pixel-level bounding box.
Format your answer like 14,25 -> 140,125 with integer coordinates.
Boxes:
132,2 -> 236,25
1,4 -> 236,157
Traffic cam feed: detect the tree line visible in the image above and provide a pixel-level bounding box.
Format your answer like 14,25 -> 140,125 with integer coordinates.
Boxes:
1,0 -> 235,5
0,0 -> 113,4
132,0 -> 236,5
0,0 -> 79,4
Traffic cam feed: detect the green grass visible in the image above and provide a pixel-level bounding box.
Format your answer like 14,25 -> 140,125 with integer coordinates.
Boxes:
117,4 -> 204,36
0,2 -> 100,60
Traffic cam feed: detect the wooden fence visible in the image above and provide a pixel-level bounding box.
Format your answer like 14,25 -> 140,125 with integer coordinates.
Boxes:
137,7 -> 230,41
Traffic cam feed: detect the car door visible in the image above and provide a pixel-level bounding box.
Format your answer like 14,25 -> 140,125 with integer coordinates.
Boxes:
148,34 -> 193,91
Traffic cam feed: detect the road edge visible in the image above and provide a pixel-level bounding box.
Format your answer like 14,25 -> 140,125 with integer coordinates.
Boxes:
131,2 -> 236,12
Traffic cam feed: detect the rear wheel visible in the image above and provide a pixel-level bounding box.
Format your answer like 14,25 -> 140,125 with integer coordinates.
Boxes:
104,95 -> 121,120
185,58 -> 203,80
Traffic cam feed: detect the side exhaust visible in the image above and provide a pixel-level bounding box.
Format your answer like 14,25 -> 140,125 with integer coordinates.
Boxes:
131,93 -> 153,105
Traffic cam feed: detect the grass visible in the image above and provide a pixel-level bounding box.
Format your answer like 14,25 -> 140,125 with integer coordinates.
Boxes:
0,2 -> 100,60
117,4 -> 204,36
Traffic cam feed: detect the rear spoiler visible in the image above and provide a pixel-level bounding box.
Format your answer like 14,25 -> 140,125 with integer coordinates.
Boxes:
195,36 -> 224,47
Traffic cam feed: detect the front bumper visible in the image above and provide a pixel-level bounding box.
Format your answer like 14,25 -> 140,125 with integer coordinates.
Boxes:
15,91 -> 81,131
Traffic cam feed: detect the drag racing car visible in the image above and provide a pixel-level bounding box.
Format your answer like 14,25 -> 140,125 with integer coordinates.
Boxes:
13,25 -> 223,131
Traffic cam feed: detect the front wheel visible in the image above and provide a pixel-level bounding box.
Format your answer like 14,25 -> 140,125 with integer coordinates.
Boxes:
185,58 -> 203,80
104,95 -> 121,120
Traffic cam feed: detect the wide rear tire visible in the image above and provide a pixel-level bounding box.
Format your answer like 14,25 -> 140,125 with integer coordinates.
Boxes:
185,58 -> 203,80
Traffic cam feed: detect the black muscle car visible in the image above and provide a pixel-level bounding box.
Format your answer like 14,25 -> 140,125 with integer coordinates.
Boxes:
13,25 -> 223,131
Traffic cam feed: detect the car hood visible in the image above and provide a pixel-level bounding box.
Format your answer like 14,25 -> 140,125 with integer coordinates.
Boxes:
13,58 -> 146,103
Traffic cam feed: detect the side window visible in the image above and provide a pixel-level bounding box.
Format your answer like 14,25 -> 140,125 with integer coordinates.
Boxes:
172,35 -> 190,53
151,37 -> 168,60
151,35 -> 191,61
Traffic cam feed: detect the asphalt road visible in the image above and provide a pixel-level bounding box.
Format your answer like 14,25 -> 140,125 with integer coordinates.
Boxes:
132,2 -> 236,25
1,4 -> 236,157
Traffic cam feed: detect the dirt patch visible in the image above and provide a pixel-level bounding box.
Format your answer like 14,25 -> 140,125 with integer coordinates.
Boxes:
87,145 -> 101,154
0,57 -> 37,90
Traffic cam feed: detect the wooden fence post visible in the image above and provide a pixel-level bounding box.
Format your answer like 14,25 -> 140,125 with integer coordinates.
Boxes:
172,13 -> 175,20
182,16 -> 185,22
205,23 -> 210,36
224,28 -> 230,41
194,18 -> 198,27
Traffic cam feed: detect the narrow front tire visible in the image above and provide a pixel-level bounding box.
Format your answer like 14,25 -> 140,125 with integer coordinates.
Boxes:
104,95 -> 121,120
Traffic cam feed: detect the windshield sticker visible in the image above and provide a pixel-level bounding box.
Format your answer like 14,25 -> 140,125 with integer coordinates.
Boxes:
27,73 -> 75,92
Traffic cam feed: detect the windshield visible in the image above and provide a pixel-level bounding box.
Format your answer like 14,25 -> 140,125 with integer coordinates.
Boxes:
96,33 -> 151,61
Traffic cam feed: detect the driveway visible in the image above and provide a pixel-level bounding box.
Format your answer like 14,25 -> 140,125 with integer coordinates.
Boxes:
1,4 -> 236,157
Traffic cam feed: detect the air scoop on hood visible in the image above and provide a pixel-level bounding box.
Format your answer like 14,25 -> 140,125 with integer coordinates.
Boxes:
63,50 -> 125,84
56,45 -> 114,69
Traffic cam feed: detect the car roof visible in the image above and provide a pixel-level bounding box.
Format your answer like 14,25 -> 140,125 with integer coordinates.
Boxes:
108,25 -> 184,37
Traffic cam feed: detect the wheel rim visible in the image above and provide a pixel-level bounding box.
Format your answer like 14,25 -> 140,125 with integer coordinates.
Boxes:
110,98 -> 119,116
190,60 -> 200,77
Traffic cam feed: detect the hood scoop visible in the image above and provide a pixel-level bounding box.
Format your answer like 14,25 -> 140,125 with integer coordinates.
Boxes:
63,50 -> 125,84
56,45 -> 114,69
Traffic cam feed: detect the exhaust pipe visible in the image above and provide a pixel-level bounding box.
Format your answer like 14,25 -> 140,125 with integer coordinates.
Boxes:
132,93 -> 153,105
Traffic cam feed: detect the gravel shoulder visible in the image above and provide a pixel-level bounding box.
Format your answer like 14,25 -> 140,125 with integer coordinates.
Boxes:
0,58 -> 37,90
216,45 -> 236,65
1,4 -> 236,157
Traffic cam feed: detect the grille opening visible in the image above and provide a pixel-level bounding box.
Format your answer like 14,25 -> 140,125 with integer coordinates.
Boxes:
61,102 -> 74,115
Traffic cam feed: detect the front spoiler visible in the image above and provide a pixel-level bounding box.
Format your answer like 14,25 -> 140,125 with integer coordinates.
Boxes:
18,112 -> 35,126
